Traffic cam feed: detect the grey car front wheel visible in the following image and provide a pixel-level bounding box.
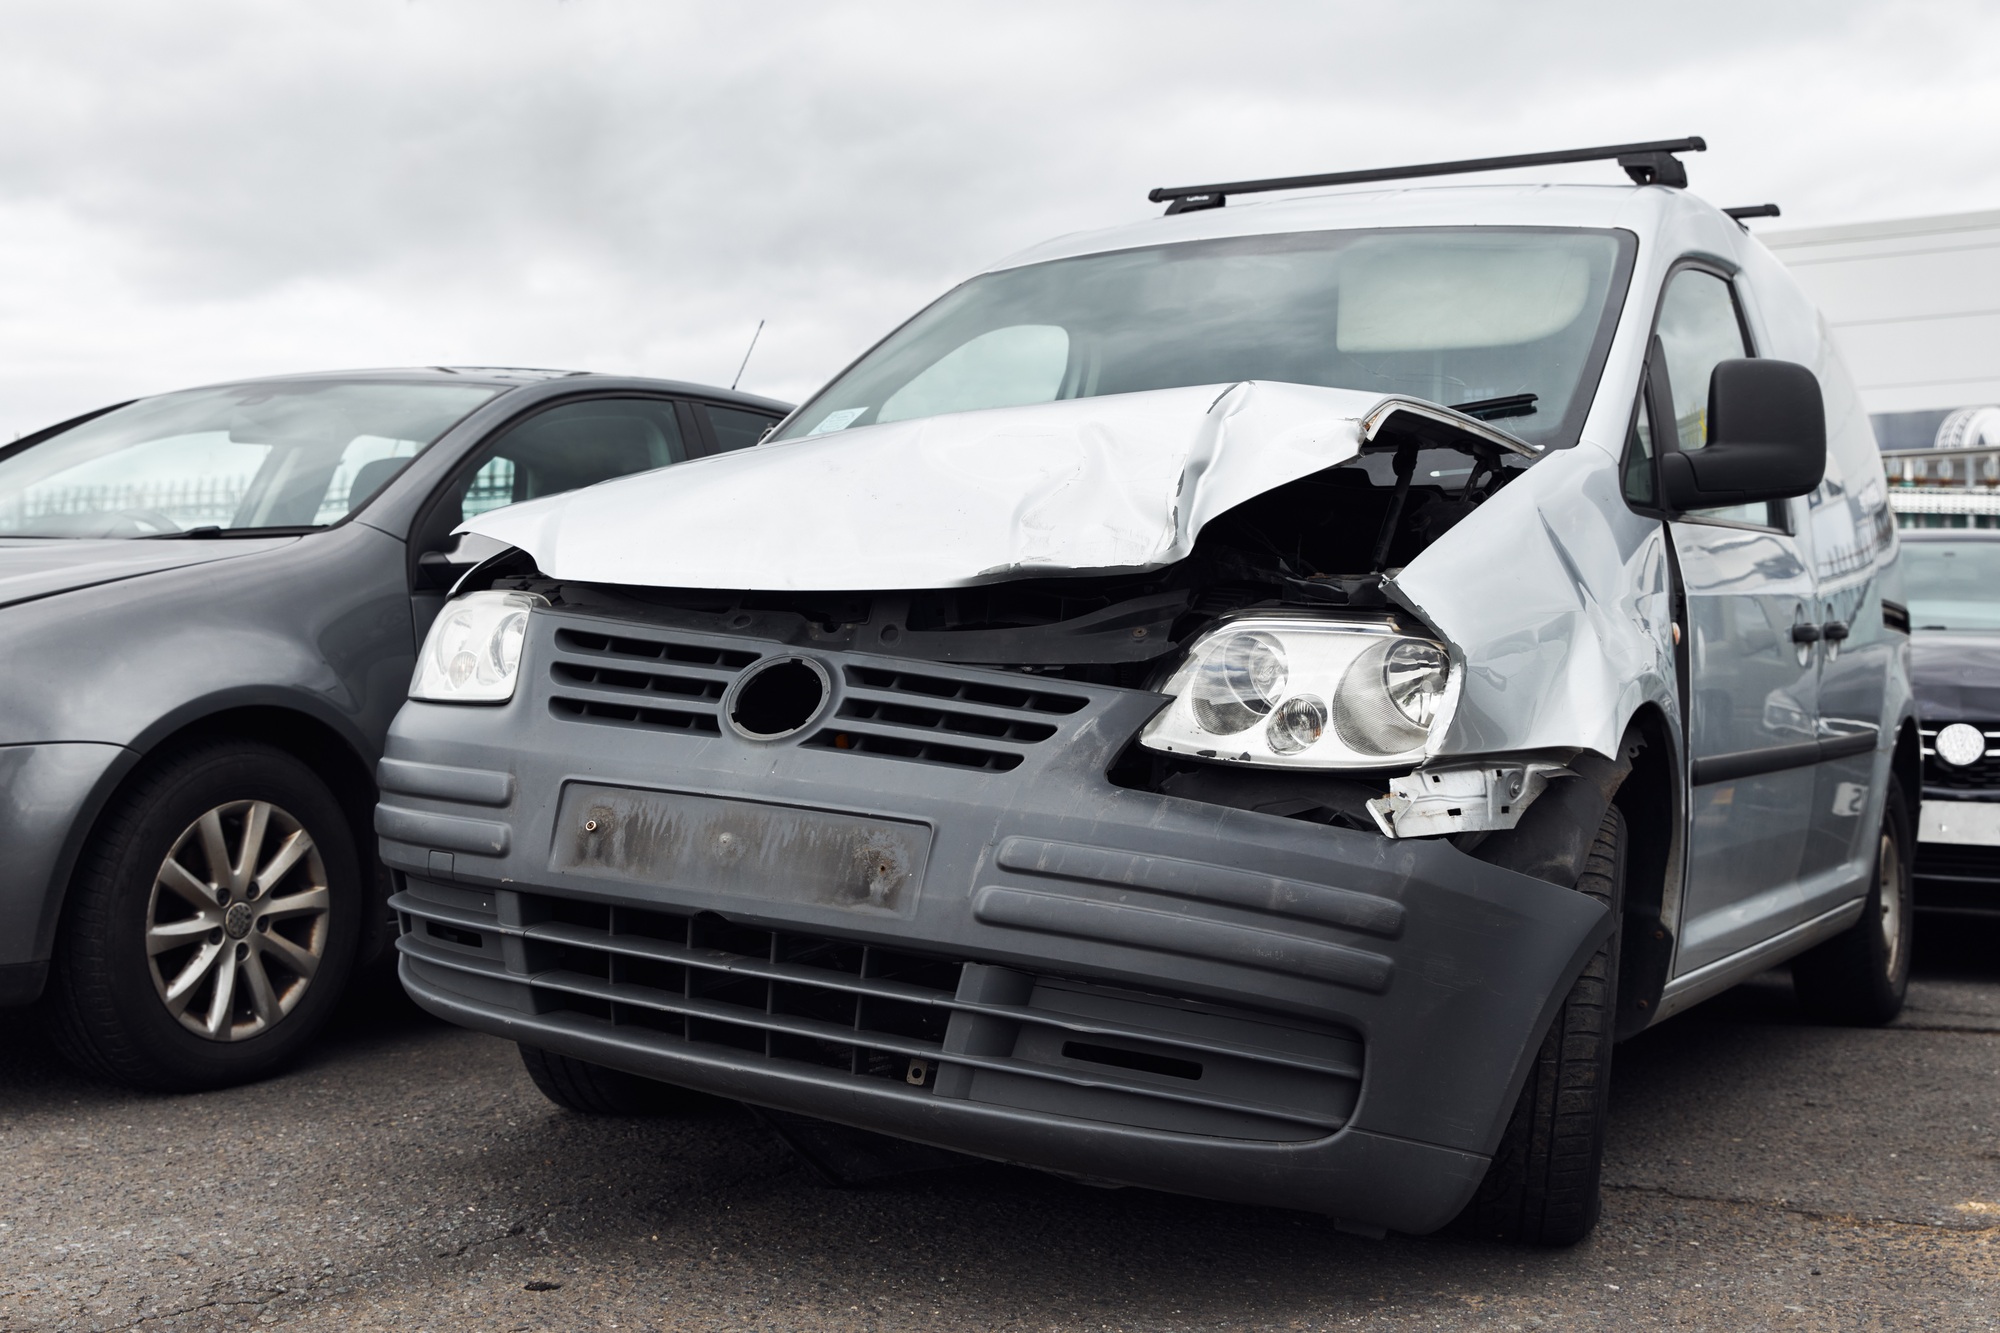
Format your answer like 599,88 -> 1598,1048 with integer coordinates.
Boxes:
146,799 -> 332,1041
45,740 -> 362,1091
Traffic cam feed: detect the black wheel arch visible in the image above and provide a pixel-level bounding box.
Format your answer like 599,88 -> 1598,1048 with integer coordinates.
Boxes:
1892,716 -> 1921,830
38,694 -> 389,978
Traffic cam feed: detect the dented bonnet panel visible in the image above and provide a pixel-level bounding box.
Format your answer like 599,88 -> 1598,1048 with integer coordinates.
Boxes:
463,381 -> 1517,591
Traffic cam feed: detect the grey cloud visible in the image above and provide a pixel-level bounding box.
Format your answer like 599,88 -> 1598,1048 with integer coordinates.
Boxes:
0,0 -> 1992,435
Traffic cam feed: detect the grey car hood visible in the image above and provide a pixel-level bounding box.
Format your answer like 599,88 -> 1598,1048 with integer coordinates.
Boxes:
0,537 -> 298,611
464,381 -> 1533,591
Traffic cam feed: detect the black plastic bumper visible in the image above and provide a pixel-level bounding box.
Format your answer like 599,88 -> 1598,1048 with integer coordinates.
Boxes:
379,612 -> 1610,1233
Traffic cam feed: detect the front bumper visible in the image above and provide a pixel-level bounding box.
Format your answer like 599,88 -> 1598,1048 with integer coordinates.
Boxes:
379,611 -> 1609,1233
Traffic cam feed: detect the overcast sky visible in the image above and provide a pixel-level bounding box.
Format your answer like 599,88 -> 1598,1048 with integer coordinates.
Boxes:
3,0 -> 1997,437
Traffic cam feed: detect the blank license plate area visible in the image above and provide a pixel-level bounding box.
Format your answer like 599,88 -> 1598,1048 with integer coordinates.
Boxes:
550,783 -> 930,915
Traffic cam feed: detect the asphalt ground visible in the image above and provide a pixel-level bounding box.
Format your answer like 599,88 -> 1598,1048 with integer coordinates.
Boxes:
4,918 -> 1998,1333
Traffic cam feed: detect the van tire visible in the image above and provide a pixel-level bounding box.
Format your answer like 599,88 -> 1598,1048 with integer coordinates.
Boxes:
1454,804 -> 1625,1247
518,1044 -> 715,1115
1792,776 -> 1912,1026
44,741 -> 362,1091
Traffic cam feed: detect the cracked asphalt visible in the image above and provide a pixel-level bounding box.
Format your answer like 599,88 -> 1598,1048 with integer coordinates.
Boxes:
4,918 -> 1997,1332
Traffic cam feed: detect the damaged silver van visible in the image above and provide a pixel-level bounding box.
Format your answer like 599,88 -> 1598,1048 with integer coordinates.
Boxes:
378,140 -> 1914,1245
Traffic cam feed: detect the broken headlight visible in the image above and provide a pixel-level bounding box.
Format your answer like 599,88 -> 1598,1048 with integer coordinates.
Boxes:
1139,616 -> 1455,768
410,590 -> 548,703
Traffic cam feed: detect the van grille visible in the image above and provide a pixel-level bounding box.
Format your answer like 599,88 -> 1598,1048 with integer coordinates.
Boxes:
395,882 -> 1362,1142
546,628 -> 758,735
540,621 -> 1095,772
803,664 -> 1090,774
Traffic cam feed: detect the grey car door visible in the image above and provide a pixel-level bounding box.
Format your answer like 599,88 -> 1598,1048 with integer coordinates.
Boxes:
1657,268 -> 1822,974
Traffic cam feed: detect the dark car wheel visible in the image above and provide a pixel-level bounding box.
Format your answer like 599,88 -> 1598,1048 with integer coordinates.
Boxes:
44,741 -> 362,1091
518,1044 -> 717,1115
1793,776 -> 1913,1026
1454,804 -> 1626,1247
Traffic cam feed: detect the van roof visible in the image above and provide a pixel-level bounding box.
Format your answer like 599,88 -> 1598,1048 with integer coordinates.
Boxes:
986,182 -> 1724,274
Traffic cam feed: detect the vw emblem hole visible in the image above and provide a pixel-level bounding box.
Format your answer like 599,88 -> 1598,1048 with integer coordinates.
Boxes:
728,657 -> 831,739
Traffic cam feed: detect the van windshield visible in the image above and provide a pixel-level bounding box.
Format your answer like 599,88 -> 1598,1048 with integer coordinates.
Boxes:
0,380 -> 498,538
775,226 -> 1634,450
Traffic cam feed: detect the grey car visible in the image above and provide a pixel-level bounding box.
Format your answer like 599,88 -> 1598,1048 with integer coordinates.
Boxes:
0,367 -> 789,1089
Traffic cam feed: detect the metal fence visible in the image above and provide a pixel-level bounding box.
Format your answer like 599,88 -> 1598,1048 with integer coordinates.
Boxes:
7,457 -> 527,530
4,478 -> 250,527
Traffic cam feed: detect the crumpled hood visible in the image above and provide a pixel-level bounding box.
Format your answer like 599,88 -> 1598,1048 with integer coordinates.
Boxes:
0,537 -> 297,611
466,382 -> 1417,591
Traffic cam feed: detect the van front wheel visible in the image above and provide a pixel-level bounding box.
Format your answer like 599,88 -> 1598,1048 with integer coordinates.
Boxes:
518,1044 -> 717,1115
1454,804 -> 1626,1247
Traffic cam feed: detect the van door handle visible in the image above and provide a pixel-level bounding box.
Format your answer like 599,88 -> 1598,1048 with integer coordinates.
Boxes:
1790,624 -> 1822,644
1822,621 -> 1850,642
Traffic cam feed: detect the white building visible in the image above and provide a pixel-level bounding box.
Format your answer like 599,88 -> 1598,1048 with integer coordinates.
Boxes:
1762,208 -> 2000,452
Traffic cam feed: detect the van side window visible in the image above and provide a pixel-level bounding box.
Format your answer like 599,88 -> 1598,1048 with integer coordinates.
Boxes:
454,398 -> 689,523
1656,270 -> 1776,526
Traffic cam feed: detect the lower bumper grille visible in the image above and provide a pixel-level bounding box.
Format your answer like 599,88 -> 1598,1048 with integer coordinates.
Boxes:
394,880 -> 1362,1142
1916,841 -> 2000,884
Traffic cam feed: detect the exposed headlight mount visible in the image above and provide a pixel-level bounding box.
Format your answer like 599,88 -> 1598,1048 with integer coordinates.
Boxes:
1366,762 -> 1573,838
1139,615 -> 1458,769
411,589 -> 549,704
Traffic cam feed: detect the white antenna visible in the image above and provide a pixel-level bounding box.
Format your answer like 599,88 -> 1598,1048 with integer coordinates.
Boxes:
731,319 -> 765,391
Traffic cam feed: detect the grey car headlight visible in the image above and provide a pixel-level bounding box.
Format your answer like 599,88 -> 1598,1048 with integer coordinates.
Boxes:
411,590 -> 548,703
1138,616 -> 1457,768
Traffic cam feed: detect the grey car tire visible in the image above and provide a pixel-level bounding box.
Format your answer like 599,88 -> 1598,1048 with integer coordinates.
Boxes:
518,1044 -> 716,1115
44,741 -> 362,1091
1454,804 -> 1625,1247
1792,775 -> 1913,1026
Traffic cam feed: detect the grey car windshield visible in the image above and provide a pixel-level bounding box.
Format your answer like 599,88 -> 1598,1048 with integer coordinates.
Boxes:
1904,539 -> 2000,630
774,227 -> 1634,449
0,380 -> 499,538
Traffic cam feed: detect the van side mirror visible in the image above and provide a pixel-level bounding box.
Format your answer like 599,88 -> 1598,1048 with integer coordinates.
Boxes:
1657,358 -> 1825,511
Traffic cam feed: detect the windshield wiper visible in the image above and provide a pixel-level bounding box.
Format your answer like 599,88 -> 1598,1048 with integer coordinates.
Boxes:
142,525 -> 324,540
1451,392 -> 1538,422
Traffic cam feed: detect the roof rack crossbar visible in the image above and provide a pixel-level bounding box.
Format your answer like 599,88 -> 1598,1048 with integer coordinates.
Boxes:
1723,203 -> 1782,221
1148,137 -> 1707,214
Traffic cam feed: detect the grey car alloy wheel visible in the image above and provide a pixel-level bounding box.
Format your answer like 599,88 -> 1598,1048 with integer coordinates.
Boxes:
146,799 -> 331,1041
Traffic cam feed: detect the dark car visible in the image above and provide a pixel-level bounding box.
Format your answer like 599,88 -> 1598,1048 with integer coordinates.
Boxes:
0,367 -> 789,1088
1902,528 -> 2000,913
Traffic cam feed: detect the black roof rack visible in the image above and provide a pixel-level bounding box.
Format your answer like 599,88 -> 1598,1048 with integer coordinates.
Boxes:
1723,203 -> 1782,222
1148,137 -> 1707,215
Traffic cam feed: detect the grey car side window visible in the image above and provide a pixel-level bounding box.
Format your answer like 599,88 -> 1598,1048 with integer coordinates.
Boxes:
457,397 -> 690,523
701,403 -> 780,454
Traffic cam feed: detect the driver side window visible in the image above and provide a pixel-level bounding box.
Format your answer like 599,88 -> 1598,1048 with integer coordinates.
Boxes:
451,397 -> 689,524
1657,270 -> 1778,527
